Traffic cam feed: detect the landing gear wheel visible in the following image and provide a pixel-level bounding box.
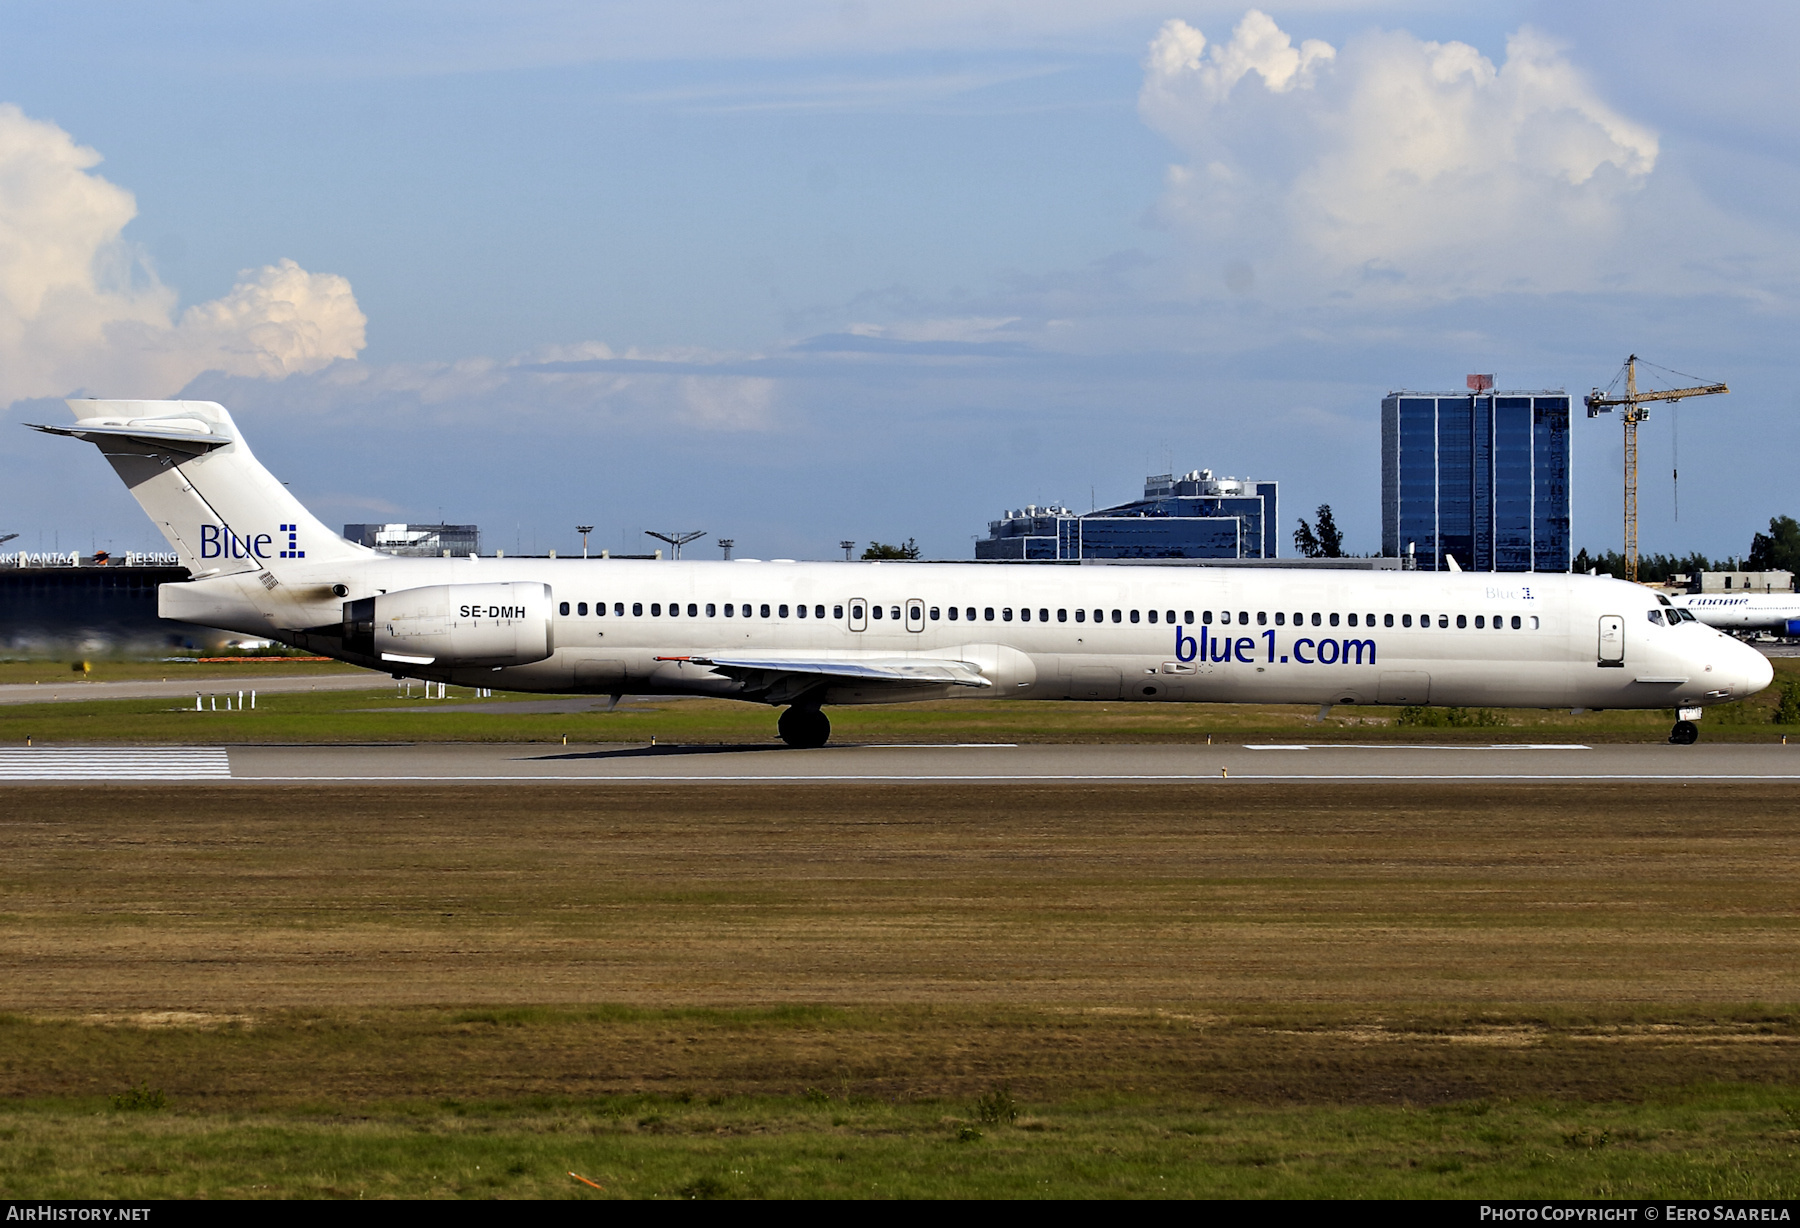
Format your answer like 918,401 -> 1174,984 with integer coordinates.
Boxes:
778,705 -> 831,749
1670,720 -> 1699,745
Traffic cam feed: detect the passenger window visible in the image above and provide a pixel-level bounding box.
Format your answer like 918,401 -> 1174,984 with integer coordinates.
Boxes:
1075,609 -> 1086,623
1383,614 -> 1393,627
1129,610 -> 1140,624
724,604 -> 735,617
1203,611 -> 1213,625
1146,610 -> 1157,624
930,607 -> 940,620
1329,613 -> 1340,627
948,606 -> 959,620
1311,613 -> 1321,627
1346,614 -> 1356,627
890,607 -> 900,620
1111,610 -> 1121,624
797,604 -> 807,618
579,602 -> 589,616
872,605 -> 883,619
1058,609 -> 1068,622
613,603 -> 623,616
966,608 -> 976,621
1238,611 -> 1248,624
1040,609 -> 1049,622
1475,615 -> 1485,628
985,608 -> 996,621
559,601 -> 570,616
1456,615 -> 1467,629
850,604 -> 864,620
815,605 -> 825,619
1275,612 -> 1285,626
1184,611 -> 1194,624
1438,615 -> 1449,628
779,604 -> 789,618
651,603 -> 661,616
909,605 -> 922,622
705,603 -> 715,617
633,603 -> 644,616
1511,615 -> 1521,629
1003,608 -> 1013,622
1093,609 -> 1104,623
834,605 -> 844,619
1255,612 -> 1265,626
1402,614 -> 1412,627
1531,616 -> 1540,629
760,604 -> 771,618
688,603 -> 698,617
1020,608 -> 1030,622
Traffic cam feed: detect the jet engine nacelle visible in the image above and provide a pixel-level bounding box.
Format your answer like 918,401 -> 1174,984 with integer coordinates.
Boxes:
344,582 -> 553,667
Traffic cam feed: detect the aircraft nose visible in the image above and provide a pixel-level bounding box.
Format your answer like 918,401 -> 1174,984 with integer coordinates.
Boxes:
1742,643 -> 1775,697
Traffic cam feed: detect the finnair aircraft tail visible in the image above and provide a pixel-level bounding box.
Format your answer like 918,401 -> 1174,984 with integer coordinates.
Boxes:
35,399 -> 1774,747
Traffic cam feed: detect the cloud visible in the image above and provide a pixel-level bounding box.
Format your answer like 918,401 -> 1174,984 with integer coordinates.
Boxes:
183,347 -> 780,434
0,103 -> 364,405
1138,12 -> 1664,299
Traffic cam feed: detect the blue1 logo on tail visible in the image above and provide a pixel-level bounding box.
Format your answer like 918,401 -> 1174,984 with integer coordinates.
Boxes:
198,523 -> 303,560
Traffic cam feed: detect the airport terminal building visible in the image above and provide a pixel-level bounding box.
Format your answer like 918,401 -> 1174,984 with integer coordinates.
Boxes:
977,470 -> 1280,561
1381,388 -> 1572,572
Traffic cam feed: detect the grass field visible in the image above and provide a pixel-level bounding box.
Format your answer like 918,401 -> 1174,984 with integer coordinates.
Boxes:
1,782 -> 1798,1198
2,649 -> 1798,746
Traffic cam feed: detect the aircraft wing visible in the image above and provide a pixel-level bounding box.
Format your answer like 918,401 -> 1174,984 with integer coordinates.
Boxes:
657,654 -> 992,692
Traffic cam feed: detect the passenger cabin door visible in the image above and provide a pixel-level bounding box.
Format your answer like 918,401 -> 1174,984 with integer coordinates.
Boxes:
905,599 -> 924,633
849,599 -> 868,632
1597,614 -> 1624,666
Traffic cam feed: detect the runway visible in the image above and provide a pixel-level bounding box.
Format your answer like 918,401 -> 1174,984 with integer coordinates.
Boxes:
2,740 -> 1797,781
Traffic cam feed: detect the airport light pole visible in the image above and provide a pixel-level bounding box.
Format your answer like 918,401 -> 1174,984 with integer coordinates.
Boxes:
840,539 -> 856,562
645,529 -> 705,560
717,538 -> 734,561
576,525 -> 594,558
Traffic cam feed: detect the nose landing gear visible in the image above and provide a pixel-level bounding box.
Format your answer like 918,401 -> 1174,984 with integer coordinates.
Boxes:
1669,720 -> 1699,745
778,704 -> 831,749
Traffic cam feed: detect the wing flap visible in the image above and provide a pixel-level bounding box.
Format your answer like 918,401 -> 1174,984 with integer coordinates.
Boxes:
658,654 -> 992,689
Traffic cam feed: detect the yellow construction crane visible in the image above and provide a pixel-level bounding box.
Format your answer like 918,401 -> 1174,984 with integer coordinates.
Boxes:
1584,355 -> 1728,582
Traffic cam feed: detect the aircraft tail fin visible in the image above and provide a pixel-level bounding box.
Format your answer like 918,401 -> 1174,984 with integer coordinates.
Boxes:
30,399 -> 373,577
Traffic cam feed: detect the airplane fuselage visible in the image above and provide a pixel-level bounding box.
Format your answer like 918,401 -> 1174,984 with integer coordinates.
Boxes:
162,555 -> 1772,712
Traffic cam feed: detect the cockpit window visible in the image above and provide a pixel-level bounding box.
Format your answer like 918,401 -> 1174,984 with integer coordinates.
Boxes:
1646,609 -> 1664,625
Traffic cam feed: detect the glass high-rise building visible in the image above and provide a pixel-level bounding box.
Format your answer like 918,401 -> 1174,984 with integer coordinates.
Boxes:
1381,390 -> 1571,572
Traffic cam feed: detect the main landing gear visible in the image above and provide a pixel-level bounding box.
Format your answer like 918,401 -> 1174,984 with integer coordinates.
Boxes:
778,704 -> 831,749
1669,720 -> 1699,745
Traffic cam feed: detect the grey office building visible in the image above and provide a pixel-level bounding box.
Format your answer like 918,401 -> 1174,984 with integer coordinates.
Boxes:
977,470 -> 1279,561
1380,389 -> 1572,572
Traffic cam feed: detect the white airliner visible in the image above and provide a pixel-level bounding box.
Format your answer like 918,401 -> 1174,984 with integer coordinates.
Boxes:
35,399 -> 1773,746
1670,591 -> 1800,637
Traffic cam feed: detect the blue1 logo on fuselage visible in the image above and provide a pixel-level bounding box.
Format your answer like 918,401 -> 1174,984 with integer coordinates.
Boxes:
198,522 -> 304,560
1175,625 -> 1376,666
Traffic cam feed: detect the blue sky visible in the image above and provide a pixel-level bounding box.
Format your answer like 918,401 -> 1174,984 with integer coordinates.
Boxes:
1,1 -> 1795,562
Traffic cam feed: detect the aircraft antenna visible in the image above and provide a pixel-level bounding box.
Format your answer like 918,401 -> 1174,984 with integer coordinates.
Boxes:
644,529 -> 705,560
1585,355 -> 1728,581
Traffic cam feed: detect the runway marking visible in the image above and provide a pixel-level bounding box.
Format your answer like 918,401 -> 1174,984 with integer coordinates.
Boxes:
1245,743 -> 1592,752
218,772 -> 1800,783
0,747 -> 231,780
